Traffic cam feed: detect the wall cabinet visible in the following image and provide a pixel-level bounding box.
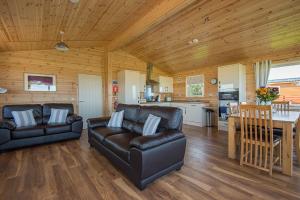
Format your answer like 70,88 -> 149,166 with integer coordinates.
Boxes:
159,76 -> 173,93
218,64 -> 246,92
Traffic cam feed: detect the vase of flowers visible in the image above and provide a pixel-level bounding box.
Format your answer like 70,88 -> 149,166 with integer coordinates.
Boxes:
256,87 -> 279,105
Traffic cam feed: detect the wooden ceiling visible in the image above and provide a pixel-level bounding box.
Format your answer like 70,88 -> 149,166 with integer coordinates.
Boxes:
0,0 -> 161,51
0,0 -> 300,72
122,0 -> 300,72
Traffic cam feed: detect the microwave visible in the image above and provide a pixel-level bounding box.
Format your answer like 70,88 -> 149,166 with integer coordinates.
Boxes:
219,91 -> 239,101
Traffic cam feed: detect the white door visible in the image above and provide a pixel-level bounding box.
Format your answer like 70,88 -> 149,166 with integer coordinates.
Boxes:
78,74 -> 103,129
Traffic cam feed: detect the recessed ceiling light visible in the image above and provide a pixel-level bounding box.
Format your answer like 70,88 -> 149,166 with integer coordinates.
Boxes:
70,0 -> 80,3
192,38 -> 199,43
188,38 -> 199,45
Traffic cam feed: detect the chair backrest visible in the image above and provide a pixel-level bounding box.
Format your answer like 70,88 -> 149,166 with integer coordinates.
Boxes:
272,101 -> 290,111
239,104 -> 273,170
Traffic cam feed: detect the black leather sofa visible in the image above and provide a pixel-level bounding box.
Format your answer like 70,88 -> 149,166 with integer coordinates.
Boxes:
87,104 -> 186,190
0,103 -> 83,152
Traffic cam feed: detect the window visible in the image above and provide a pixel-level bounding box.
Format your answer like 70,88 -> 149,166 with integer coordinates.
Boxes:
186,75 -> 204,97
267,64 -> 300,104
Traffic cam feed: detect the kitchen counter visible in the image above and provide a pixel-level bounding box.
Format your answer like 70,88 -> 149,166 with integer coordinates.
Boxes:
140,101 -> 208,105
139,101 -> 210,127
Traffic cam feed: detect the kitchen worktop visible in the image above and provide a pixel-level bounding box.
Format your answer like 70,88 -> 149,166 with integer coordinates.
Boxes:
140,100 -> 208,104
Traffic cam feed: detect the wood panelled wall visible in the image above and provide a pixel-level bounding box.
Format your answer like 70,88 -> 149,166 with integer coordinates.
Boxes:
0,47 -> 105,117
0,48 -> 167,118
108,50 -> 170,112
172,51 -> 300,125
111,50 -> 169,81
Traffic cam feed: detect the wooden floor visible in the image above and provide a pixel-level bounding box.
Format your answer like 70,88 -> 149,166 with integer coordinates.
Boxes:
0,125 -> 300,200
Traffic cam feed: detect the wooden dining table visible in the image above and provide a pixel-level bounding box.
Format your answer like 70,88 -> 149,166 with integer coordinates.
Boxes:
228,111 -> 300,176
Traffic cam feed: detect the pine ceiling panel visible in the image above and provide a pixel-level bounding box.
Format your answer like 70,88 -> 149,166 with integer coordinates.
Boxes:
0,0 -> 160,51
122,0 -> 300,72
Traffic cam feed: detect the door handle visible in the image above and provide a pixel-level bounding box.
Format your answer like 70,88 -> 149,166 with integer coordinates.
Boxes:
79,101 -> 85,102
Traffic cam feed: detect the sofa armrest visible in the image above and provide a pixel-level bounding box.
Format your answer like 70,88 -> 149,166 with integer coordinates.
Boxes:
0,129 -> 11,145
130,130 -> 185,151
0,120 -> 16,130
87,117 -> 110,128
66,114 -> 82,124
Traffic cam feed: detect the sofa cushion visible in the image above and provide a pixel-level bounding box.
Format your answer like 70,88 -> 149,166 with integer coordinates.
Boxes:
3,104 -> 43,125
48,108 -> 69,124
103,132 -> 139,162
11,109 -> 37,128
132,122 -> 143,135
45,124 -> 71,135
43,103 -> 74,124
107,110 -> 124,128
139,106 -> 182,130
90,127 -> 125,142
122,119 -> 136,132
12,125 -> 45,139
143,114 -> 161,136
116,104 -> 140,122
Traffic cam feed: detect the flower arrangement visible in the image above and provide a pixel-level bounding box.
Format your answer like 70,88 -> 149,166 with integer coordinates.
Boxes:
256,87 -> 279,104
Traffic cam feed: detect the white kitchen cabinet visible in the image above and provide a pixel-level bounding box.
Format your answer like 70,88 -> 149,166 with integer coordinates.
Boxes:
170,102 -> 206,127
171,103 -> 188,121
140,102 -> 207,127
139,73 -> 146,92
218,64 -> 246,93
159,76 -> 173,93
118,70 -> 140,104
186,104 -> 205,126
218,63 -> 246,131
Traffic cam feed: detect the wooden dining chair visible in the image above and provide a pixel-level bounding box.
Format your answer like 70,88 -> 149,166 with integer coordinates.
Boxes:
296,114 -> 300,165
229,102 -> 241,147
239,105 -> 281,175
272,101 -> 291,138
272,101 -> 290,111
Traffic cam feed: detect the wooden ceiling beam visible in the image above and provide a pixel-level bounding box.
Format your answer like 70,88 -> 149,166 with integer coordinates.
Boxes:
107,0 -> 198,51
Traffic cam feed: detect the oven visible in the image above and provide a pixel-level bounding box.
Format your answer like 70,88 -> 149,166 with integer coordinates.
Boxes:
219,91 -> 239,101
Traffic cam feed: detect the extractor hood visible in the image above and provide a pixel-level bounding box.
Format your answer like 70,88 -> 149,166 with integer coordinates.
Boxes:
146,63 -> 159,85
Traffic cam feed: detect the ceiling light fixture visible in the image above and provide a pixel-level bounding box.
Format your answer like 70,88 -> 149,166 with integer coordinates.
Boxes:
0,87 -> 7,94
188,38 -> 199,45
55,31 -> 69,52
70,0 -> 80,3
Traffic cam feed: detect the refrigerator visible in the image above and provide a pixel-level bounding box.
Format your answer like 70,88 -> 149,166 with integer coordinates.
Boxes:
117,70 -> 140,104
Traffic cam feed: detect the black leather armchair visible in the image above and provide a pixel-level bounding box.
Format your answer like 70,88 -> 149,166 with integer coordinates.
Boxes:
87,104 -> 186,190
0,103 -> 83,152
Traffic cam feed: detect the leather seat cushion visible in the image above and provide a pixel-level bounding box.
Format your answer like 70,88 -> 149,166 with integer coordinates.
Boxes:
90,127 -> 126,142
12,125 -> 45,139
103,132 -> 139,162
45,124 -> 71,135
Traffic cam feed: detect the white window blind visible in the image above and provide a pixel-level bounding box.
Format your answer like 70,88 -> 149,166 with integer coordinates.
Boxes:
186,75 -> 204,97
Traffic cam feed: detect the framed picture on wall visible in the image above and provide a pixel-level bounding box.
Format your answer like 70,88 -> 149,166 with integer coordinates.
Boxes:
24,73 -> 56,92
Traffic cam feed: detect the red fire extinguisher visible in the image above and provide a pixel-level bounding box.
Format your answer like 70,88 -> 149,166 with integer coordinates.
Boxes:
112,85 -> 118,95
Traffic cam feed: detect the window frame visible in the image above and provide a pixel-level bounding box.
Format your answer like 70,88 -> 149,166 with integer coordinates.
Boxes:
186,74 -> 205,97
267,62 -> 300,106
